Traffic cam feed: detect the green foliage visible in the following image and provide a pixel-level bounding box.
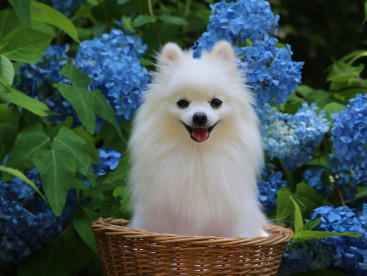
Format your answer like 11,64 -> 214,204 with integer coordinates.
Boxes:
288,194 -> 362,242
0,88 -> 56,116
17,227 -> 98,276
0,55 -> 14,93
276,183 -> 323,224
0,27 -> 53,63
30,1 -> 80,42
1,0 -> 366,275
54,64 -> 125,140
0,165 -> 45,200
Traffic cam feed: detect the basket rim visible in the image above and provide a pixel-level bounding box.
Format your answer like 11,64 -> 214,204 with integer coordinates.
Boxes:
92,217 -> 293,247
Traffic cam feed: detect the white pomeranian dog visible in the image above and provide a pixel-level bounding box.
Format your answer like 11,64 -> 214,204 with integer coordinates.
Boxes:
128,40 -> 268,238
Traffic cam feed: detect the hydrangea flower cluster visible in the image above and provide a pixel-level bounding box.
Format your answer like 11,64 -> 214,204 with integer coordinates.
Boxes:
257,164 -> 287,213
194,0 -> 303,106
93,148 -> 121,177
329,156 -> 358,201
51,0 -> 84,18
74,29 -> 149,122
301,168 -> 334,197
195,0 -> 280,53
237,43 -> 303,106
280,204 -> 367,275
1,168 -> 41,201
331,94 -> 367,185
257,103 -> 330,170
0,170 -> 63,267
14,44 -> 72,117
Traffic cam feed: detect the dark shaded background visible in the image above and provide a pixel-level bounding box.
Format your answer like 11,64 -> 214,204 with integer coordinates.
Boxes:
269,0 -> 367,89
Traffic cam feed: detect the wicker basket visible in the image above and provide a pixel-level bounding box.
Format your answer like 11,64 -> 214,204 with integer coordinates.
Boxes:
92,218 -> 293,276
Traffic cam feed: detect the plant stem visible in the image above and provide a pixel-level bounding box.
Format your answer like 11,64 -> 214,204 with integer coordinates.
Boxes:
147,0 -> 162,48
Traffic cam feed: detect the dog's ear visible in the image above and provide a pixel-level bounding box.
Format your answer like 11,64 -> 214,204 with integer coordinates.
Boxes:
210,41 -> 237,64
158,43 -> 184,68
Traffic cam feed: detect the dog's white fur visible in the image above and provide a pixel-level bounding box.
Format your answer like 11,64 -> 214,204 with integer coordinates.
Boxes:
128,41 -> 268,238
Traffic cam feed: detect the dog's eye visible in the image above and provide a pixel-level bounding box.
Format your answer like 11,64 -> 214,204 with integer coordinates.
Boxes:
210,98 -> 222,108
177,99 -> 190,108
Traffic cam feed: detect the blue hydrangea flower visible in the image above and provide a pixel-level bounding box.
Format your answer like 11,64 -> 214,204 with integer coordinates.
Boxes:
51,0 -> 84,18
195,0 -> 303,106
0,168 -> 41,201
93,148 -> 121,177
14,44 -> 72,118
279,239 -> 333,275
301,168 -> 334,197
280,204 -> 367,275
0,170 -> 63,267
257,164 -> 287,213
257,103 -> 329,170
331,94 -> 367,186
310,205 -> 367,274
195,0 -> 280,54
74,29 -> 149,122
329,155 -> 358,201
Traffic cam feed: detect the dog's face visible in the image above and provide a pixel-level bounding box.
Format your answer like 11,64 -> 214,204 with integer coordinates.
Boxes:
164,58 -> 236,143
176,96 -> 222,143
146,41 -> 253,144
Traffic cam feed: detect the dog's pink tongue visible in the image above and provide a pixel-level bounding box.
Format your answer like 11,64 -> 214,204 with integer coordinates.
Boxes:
192,128 -> 208,142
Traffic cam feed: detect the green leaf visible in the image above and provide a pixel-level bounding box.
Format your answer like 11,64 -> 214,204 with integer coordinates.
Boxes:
159,14 -> 188,26
5,123 -> 49,176
9,0 -> 31,27
17,228 -> 97,276
303,217 -> 321,231
34,149 -> 76,216
296,84 -> 314,98
0,103 -> 15,124
113,185 -> 132,218
54,83 -> 96,134
276,187 -> 294,222
0,165 -> 45,200
0,9 -> 22,39
132,14 -> 156,27
0,88 -> 56,116
0,122 -> 16,161
324,102 -> 345,117
47,116 -> 74,138
294,183 -> 323,218
327,61 -> 364,90
355,186 -> 367,199
0,27 -> 53,63
0,55 -> 14,94
93,89 -> 125,141
103,152 -> 129,187
305,89 -> 334,108
30,1 -> 79,42
294,230 -> 362,241
307,153 -> 330,168
57,64 -> 124,140
52,127 -> 91,176
290,195 -> 303,233
346,50 -> 367,65
86,164 -> 96,187
117,0 -> 131,4
363,0 -> 367,25
73,126 -> 100,164
72,207 -> 98,254
87,0 -> 99,5
60,63 -> 91,87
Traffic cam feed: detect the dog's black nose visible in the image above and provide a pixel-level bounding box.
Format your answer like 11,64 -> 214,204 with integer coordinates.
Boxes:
193,112 -> 207,125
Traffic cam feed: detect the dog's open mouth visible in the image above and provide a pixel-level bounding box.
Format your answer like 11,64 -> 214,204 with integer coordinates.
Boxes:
183,123 -> 216,142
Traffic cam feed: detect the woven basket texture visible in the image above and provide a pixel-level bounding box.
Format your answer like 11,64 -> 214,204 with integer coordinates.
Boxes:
92,218 -> 293,276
